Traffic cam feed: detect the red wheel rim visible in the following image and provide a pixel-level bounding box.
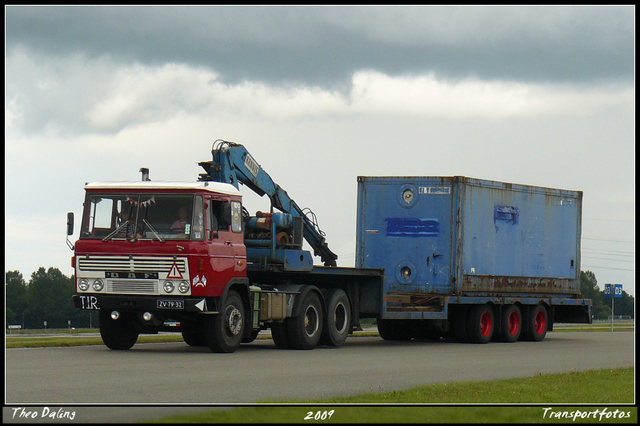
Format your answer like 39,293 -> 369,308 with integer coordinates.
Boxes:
534,310 -> 546,335
507,310 -> 520,336
480,311 -> 492,337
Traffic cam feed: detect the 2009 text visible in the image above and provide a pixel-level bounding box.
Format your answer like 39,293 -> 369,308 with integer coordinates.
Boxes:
304,410 -> 334,421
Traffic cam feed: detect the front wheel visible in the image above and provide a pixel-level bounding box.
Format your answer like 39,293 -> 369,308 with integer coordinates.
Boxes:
204,291 -> 245,353
99,310 -> 139,350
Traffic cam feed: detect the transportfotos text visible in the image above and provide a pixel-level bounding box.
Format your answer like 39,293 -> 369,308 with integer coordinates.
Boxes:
542,407 -> 631,421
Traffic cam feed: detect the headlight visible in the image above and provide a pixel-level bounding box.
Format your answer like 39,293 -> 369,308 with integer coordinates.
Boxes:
163,280 -> 175,293
92,279 -> 104,291
178,280 -> 190,293
78,279 -> 89,291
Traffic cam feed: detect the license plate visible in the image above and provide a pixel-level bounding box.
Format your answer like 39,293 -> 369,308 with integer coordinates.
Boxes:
157,300 -> 184,309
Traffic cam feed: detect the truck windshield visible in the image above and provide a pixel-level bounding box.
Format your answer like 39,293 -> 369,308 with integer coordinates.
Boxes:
80,194 -> 204,241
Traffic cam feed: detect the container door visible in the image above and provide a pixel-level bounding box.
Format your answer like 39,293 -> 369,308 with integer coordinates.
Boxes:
357,178 -> 454,295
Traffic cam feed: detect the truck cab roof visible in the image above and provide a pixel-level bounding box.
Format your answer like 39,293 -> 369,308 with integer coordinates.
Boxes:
84,181 -> 242,196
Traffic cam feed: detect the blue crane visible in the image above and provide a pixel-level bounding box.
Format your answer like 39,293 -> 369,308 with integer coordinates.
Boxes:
199,140 -> 338,267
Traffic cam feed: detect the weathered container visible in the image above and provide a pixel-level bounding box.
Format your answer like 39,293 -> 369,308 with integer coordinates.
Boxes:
356,176 -> 584,319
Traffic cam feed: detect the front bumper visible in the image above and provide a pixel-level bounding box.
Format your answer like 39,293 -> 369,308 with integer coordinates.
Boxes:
72,294 -> 216,313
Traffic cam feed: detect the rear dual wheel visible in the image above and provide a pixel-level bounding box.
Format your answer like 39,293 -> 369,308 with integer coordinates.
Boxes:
288,291 -> 323,350
271,290 -> 324,350
319,289 -> 351,347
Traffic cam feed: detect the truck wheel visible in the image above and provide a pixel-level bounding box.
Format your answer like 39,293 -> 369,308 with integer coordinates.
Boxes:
319,289 -> 351,347
377,319 -> 413,341
287,291 -> 323,350
498,305 -> 521,343
99,310 -> 139,350
182,330 -> 206,346
271,321 -> 292,349
204,290 -> 245,353
466,304 -> 494,344
523,304 -> 548,342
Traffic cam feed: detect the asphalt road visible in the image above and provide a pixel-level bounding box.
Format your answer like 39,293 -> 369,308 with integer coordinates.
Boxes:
4,331 -> 634,423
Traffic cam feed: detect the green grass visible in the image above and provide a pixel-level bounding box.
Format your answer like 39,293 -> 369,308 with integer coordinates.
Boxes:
144,368 -> 635,424
5,334 -> 185,348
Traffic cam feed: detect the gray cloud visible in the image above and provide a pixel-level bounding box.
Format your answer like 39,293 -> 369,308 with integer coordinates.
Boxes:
6,5 -> 634,88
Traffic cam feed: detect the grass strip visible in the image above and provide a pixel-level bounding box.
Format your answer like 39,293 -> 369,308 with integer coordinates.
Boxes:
144,367 -> 635,424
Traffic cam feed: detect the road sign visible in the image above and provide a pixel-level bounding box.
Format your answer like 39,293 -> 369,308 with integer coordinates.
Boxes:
614,284 -> 623,298
605,284 -> 623,332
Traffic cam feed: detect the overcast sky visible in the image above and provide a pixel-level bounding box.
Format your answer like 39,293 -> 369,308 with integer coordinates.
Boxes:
5,5 -> 635,296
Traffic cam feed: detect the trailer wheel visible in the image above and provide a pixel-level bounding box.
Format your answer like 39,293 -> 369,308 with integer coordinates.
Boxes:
377,319 -> 413,341
319,289 -> 351,347
498,305 -> 521,343
271,321 -> 292,349
99,310 -> 139,350
182,330 -> 206,347
287,291 -> 323,350
523,304 -> 548,342
466,304 -> 494,344
204,290 -> 245,353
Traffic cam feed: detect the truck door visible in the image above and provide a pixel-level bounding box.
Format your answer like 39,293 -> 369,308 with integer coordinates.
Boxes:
203,199 -> 246,296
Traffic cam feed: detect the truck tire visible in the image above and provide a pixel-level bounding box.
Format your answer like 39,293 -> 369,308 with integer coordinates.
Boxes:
182,330 -> 206,347
287,291 -> 323,350
204,290 -> 245,353
319,289 -> 351,347
377,319 -> 413,341
466,304 -> 494,344
498,304 -> 522,343
99,310 -> 139,350
522,304 -> 548,342
271,321 -> 292,349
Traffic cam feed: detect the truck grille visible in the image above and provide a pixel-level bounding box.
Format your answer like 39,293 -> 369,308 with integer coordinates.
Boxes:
77,255 -> 188,295
78,256 -> 187,273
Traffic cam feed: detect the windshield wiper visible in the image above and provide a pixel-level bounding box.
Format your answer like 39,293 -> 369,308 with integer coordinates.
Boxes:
102,221 -> 131,242
143,219 -> 165,243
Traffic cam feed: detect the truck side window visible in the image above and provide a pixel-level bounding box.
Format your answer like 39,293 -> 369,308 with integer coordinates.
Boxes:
210,200 -> 230,232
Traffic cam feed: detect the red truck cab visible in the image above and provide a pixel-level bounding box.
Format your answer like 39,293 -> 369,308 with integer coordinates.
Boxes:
72,181 -> 248,341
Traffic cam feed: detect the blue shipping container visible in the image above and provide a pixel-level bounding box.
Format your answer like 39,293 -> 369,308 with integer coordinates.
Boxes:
356,176 -> 583,305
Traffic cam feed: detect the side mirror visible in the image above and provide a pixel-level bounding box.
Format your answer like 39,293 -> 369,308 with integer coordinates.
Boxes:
67,212 -> 74,236
66,212 -> 75,250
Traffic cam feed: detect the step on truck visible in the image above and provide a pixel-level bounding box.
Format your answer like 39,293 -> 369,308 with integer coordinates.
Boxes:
69,140 -> 591,353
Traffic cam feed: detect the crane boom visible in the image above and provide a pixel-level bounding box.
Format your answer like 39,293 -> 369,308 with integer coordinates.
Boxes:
199,140 -> 338,267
